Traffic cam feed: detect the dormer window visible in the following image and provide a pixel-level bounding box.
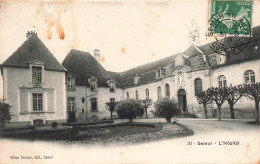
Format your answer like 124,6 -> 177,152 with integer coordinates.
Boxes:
216,52 -> 226,65
161,68 -> 166,77
32,66 -> 42,84
88,76 -> 98,92
134,75 -> 141,84
156,69 -> 161,79
108,80 -> 116,92
66,77 -> 75,90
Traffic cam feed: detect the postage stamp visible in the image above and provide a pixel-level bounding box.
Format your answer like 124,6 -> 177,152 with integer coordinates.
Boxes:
206,0 -> 253,55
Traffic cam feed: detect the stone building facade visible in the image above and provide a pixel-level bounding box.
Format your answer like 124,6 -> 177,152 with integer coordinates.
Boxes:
1,32 -> 67,126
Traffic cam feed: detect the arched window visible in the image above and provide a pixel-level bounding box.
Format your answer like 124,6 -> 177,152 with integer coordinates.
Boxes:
218,75 -> 227,87
145,88 -> 149,99
244,70 -> 255,84
126,92 -> 129,99
194,78 -> 203,95
165,84 -> 170,97
135,90 -> 139,100
157,86 -> 162,99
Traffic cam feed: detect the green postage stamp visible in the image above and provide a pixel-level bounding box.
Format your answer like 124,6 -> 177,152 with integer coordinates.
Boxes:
208,0 -> 253,36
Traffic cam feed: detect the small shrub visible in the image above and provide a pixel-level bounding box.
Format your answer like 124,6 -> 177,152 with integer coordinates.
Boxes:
116,99 -> 144,122
152,97 -> 180,123
0,100 -> 11,128
51,122 -> 58,128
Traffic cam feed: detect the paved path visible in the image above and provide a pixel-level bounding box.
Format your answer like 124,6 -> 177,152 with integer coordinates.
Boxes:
0,119 -> 259,164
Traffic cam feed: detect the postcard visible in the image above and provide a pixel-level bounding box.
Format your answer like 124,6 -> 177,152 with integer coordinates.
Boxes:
0,0 -> 259,163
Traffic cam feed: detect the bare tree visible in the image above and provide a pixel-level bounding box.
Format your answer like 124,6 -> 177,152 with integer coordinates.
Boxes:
196,89 -> 212,119
140,99 -> 152,119
238,83 -> 260,123
225,85 -> 243,119
210,87 -> 227,121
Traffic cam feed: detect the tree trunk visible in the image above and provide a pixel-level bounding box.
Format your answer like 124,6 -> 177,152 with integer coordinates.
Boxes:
166,117 -> 171,123
255,100 -> 259,123
110,111 -> 113,120
217,105 -> 221,121
203,103 -> 208,119
145,108 -> 148,119
230,104 -> 235,119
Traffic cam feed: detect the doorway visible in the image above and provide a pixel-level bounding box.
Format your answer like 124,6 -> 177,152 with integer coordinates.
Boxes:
178,89 -> 187,112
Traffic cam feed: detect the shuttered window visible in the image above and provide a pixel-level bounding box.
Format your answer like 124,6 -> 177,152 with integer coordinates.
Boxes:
135,90 -> 139,100
91,98 -> 97,111
145,88 -> 149,99
157,86 -> 162,99
165,84 -> 170,97
194,78 -> 203,95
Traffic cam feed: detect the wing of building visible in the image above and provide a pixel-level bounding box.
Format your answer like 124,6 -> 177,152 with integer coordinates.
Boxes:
1,26 -> 260,125
1,32 -> 67,126
62,26 -> 260,120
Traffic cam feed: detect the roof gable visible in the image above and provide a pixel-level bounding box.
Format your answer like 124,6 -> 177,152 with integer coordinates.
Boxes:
62,49 -> 122,87
2,34 -> 66,72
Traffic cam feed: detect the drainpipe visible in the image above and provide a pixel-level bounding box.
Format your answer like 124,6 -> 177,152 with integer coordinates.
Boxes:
85,85 -> 88,121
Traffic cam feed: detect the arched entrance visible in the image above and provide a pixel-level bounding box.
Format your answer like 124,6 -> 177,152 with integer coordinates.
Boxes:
178,89 -> 187,112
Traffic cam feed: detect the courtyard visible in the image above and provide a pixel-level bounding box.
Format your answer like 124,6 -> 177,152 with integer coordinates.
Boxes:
0,119 -> 259,164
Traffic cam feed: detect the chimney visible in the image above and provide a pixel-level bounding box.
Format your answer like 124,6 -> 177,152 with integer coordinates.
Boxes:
26,31 -> 37,39
94,49 -> 100,63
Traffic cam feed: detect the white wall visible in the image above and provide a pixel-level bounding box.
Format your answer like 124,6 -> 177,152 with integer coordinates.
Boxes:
3,66 -> 66,124
67,85 -> 124,120
211,59 -> 260,109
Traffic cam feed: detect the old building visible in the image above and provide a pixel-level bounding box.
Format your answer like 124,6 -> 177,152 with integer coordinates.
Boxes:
62,49 -> 124,121
0,32 -> 67,126
62,26 -> 260,120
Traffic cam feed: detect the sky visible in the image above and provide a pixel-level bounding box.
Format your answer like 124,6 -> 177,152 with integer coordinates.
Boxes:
0,0 -> 260,98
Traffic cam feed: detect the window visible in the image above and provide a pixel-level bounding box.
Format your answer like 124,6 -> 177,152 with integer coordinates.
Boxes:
126,92 -> 129,99
91,98 -> 97,111
66,77 -> 75,90
145,88 -> 149,99
88,76 -> 98,92
218,75 -> 227,87
33,119 -> 43,126
32,93 -> 43,111
156,69 -> 161,79
108,80 -> 115,92
81,98 -> 86,104
110,98 -> 115,102
157,86 -> 162,99
32,66 -> 42,84
244,70 -> 255,84
67,98 -> 75,111
135,90 -> 139,100
134,75 -> 141,84
161,68 -> 166,77
194,78 -> 203,95
165,84 -> 170,97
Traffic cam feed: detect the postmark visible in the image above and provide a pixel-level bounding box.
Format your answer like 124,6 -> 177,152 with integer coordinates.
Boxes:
206,0 -> 253,55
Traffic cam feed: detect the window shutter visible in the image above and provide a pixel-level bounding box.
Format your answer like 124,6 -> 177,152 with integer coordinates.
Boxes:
20,90 -> 28,113
47,90 -> 55,112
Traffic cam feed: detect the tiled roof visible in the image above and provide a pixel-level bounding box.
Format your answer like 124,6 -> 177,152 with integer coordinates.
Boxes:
2,34 -> 66,72
62,49 -> 122,88
199,26 -> 260,68
62,25 -> 260,88
118,55 -> 174,79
